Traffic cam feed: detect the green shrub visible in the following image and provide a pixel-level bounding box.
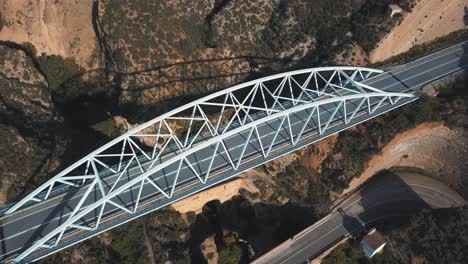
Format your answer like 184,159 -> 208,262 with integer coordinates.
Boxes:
21,42 -> 37,58
388,208 -> 468,263
223,233 -> 237,246
38,54 -> 85,99
91,118 -> 123,138
218,244 -> 242,264
110,220 -> 147,264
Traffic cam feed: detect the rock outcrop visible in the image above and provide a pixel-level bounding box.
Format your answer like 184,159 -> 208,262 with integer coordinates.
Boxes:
0,45 -> 66,203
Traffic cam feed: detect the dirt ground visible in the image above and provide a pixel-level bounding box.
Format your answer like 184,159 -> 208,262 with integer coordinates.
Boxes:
171,175 -> 259,214
0,0 -> 97,68
370,0 -> 468,63
342,122 -> 467,197
171,149 -> 304,213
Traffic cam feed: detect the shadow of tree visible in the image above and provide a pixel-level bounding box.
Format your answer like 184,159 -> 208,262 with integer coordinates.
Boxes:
188,196 -> 319,263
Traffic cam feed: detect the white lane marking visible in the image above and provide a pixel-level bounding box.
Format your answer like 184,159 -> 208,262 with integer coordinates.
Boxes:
0,105 -> 354,241
1,102 -> 394,258
6,48 -> 464,224
254,166 -> 467,263
364,42 -> 466,85
2,88 -> 372,227
276,184 -> 462,264
5,45 -> 460,219
1,59 -> 458,245
4,41 -> 467,220
7,95 -> 417,262
3,48 -> 466,257
379,57 -> 465,90
0,62 -> 453,242
5,97 -> 418,261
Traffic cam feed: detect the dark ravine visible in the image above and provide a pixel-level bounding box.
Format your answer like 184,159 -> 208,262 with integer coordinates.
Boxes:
188,197 -> 320,263
0,1 -> 465,263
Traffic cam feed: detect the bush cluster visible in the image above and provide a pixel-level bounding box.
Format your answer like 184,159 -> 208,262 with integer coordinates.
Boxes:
38,54 -> 85,100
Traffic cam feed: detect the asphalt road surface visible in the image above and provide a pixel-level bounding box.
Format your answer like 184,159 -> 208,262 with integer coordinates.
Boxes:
0,41 -> 467,263
252,172 -> 467,264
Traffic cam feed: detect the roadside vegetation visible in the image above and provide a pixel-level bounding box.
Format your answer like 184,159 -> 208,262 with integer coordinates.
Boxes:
41,208 -> 192,264
184,72 -> 467,263
35,52 -> 121,129
324,207 -> 468,263
389,167 -> 438,181
108,218 -> 148,264
321,72 -> 467,195
38,54 -> 85,100
259,0 -> 415,64
350,0 -> 413,53
296,69 -> 467,264
217,233 -> 244,264
322,239 -> 397,264
4,1 -> 465,263
91,118 -> 123,138
386,208 -> 468,263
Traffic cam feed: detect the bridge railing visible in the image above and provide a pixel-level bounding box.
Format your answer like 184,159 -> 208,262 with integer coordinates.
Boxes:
8,66 -> 415,262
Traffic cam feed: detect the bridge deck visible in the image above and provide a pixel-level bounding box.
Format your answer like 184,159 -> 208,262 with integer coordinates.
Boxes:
0,41 -> 466,263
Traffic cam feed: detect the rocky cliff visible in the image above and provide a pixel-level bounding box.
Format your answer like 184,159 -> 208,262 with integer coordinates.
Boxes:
6,1 -> 463,263
0,45 -> 66,203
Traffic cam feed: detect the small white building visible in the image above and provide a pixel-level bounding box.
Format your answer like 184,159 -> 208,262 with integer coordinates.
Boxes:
360,228 -> 387,258
388,4 -> 403,18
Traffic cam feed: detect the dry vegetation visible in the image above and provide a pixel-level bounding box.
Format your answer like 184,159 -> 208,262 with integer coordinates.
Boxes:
0,0 -> 466,263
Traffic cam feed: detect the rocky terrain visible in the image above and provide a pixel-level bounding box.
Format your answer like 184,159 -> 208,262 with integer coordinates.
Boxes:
0,0 -> 466,263
38,72 -> 468,263
0,0 -> 421,207
0,45 -> 65,204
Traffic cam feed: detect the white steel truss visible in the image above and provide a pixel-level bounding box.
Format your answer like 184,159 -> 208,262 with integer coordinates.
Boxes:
7,67 -> 415,262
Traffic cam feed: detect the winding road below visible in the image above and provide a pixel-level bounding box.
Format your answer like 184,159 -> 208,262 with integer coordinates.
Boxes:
253,172 -> 467,264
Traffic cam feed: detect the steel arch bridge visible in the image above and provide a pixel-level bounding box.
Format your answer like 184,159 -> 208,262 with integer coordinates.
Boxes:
7,66 -> 415,262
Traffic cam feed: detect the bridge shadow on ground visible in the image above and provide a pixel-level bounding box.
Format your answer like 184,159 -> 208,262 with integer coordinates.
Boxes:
293,171 -> 465,262
353,172 -> 430,231
186,170 -> 465,263
188,193 -> 322,264
351,170 -> 466,237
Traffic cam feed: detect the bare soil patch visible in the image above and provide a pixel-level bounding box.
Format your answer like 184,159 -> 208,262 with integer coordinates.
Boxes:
370,0 -> 467,63
171,175 -> 259,214
0,0 -> 97,68
342,122 -> 467,197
